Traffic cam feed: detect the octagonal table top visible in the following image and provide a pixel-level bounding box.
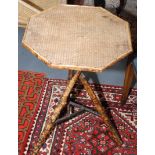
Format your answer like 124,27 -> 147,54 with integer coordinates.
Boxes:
22,4 -> 132,72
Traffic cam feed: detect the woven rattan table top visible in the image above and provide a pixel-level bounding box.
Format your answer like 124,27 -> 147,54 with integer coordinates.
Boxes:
22,4 -> 132,72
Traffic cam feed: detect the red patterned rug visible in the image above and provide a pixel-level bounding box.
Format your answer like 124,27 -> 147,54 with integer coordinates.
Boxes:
18,71 -> 137,155
18,71 -> 47,155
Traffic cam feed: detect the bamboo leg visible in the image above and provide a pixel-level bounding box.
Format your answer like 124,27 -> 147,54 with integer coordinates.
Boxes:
31,71 -> 81,155
67,70 -> 74,114
68,70 -> 74,80
79,75 -> 122,146
121,63 -> 135,105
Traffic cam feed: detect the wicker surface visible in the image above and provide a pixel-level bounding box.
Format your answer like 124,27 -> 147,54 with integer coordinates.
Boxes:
22,5 -> 132,72
18,0 -> 41,27
27,0 -> 60,10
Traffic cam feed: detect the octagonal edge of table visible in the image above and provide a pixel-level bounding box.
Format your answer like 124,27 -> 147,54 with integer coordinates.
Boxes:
22,4 -> 133,73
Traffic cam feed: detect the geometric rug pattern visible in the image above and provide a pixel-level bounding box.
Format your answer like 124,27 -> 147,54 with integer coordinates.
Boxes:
18,71 -> 47,155
18,71 -> 137,155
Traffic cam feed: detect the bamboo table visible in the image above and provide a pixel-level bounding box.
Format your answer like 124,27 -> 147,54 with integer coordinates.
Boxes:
22,4 -> 132,155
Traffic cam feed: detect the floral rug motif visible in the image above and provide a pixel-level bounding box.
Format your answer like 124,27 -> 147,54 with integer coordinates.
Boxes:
24,79 -> 137,155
